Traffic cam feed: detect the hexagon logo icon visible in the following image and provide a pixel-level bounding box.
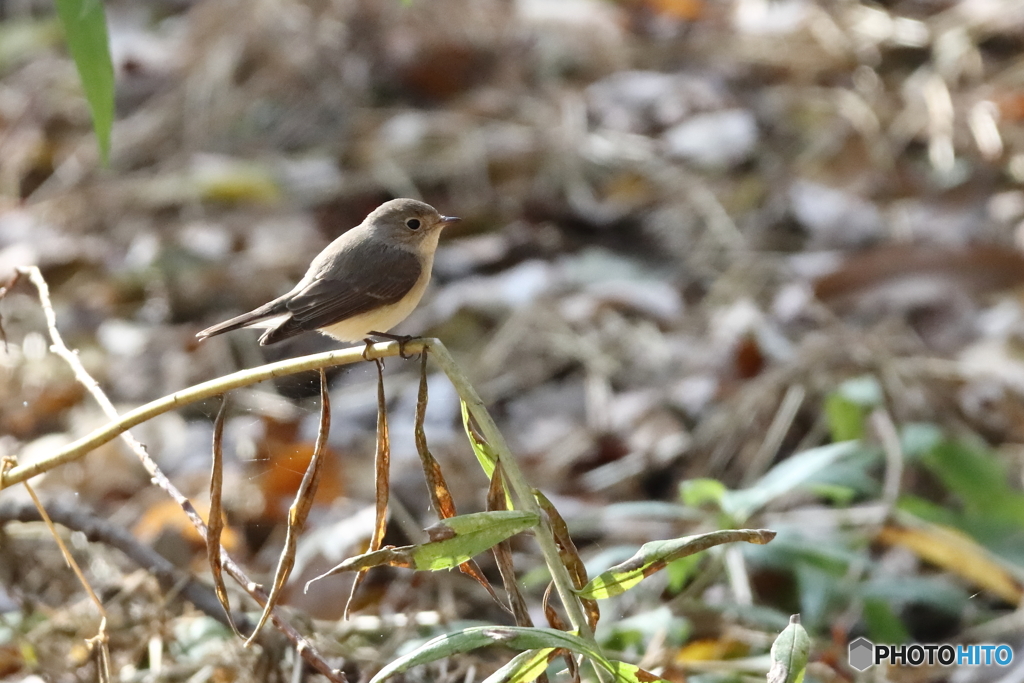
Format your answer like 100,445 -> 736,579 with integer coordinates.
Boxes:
849,637 -> 874,671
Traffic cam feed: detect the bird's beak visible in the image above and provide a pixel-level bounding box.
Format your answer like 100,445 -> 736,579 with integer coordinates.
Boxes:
439,215 -> 461,228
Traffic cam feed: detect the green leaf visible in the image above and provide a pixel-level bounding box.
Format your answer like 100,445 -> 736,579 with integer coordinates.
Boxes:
414,511 -> 539,570
861,598 -> 910,644
859,577 -> 968,615
794,563 -> 843,630
461,399 -> 499,477
836,375 -> 883,406
481,648 -> 554,683
578,529 -> 775,600
824,392 -> 864,442
721,441 -> 862,521
304,510 -> 538,588
666,554 -> 703,593
54,0 -> 114,161
767,615 -> 809,683
899,423 -> 943,460
805,483 -> 856,506
608,660 -> 670,682
680,478 -> 727,508
369,626 -> 616,683
600,606 -> 689,654
923,440 -> 1024,527
896,494 -> 961,527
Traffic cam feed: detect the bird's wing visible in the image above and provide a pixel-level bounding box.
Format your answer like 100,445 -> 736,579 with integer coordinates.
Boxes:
259,243 -> 422,344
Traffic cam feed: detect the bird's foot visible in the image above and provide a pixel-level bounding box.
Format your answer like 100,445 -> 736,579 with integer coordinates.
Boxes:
361,337 -> 376,362
368,331 -> 419,359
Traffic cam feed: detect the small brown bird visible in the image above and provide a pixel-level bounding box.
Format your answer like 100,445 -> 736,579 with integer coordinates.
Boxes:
196,199 -> 459,345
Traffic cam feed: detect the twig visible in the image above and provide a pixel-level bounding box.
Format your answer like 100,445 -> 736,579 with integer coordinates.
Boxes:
870,408 -> 904,510
742,385 -> 806,486
21,480 -> 111,680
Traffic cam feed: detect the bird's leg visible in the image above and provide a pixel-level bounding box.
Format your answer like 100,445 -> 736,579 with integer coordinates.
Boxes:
368,331 -> 418,359
361,337 -> 376,362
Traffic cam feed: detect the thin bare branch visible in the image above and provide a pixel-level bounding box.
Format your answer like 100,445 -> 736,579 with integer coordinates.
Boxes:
23,480 -> 111,680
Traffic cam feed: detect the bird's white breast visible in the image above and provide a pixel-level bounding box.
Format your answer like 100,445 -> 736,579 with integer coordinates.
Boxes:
318,242 -> 437,342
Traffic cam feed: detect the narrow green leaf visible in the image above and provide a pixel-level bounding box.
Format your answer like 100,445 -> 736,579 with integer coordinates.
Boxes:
305,511 -> 537,588
859,577 -> 968,616
608,660 -> 670,683
462,399 -> 499,477
413,511 -> 539,570
680,478 -> 727,508
767,615 -> 810,683
824,393 -> 864,442
54,0 -> 114,161
666,554 -> 702,593
861,598 -> 910,644
578,529 -> 775,600
805,483 -> 856,506
924,440 -> 1024,527
722,441 -> 861,521
481,648 -> 555,683
369,626 -> 615,683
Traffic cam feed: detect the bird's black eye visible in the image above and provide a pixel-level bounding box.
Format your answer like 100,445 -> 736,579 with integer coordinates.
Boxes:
405,218 -> 421,230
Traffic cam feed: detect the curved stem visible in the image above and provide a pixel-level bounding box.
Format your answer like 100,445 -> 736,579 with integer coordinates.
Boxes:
1,339 -> 423,488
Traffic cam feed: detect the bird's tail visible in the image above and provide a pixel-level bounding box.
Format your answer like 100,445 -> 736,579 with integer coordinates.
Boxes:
195,299 -> 288,341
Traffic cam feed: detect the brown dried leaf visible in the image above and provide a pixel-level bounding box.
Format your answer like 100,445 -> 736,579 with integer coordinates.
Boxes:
246,370 -> 331,646
488,464 -> 531,625
535,491 -> 599,631
346,358 -> 390,619
206,395 -> 240,637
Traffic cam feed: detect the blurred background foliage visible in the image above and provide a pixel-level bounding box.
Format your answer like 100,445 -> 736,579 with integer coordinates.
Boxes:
2,0 -> 1024,681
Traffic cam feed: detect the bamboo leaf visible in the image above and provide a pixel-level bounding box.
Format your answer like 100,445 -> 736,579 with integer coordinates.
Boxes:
369,626 -> 615,683
54,0 -> 114,161
415,511 -> 539,570
481,648 -> 555,683
578,529 -> 775,600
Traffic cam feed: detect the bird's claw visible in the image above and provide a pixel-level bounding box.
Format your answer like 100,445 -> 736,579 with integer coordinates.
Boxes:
368,332 -> 419,360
